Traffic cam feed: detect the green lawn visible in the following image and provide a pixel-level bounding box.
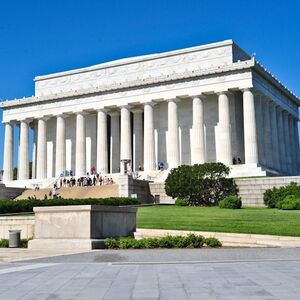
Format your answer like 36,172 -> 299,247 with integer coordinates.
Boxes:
137,206 -> 300,237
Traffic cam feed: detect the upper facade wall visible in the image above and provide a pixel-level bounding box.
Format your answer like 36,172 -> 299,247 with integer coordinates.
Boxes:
34,40 -> 249,97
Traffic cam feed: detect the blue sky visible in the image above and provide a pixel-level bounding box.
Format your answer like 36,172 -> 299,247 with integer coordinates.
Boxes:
0,0 -> 299,170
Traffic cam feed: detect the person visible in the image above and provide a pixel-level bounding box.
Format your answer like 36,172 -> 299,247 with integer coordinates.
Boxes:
44,194 -> 48,200
159,162 -> 164,170
232,157 -> 237,165
237,157 -> 242,164
93,176 -> 96,186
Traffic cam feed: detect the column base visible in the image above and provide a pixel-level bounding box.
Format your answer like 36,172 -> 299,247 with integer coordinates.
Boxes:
229,164 -> 267,178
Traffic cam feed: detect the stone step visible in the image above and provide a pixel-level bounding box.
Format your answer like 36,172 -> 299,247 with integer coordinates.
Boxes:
16,184 -> 119,200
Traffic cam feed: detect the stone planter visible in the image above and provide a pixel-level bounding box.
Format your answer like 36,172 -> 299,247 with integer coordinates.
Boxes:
28,205 -> 137,250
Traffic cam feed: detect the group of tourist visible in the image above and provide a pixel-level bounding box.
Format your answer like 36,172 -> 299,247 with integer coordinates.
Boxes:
59,174 -> 114,188
232,157 -> 242,165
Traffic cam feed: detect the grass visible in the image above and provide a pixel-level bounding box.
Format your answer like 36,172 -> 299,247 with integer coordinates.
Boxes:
137,206 -> 300,237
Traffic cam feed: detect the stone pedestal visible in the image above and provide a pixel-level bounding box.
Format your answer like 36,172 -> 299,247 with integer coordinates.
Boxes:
28,205 -> 137,250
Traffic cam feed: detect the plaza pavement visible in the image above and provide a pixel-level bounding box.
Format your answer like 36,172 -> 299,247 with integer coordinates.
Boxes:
0,248 -> 299,299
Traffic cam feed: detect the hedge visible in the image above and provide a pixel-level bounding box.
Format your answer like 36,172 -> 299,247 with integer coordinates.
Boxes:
104,234 -> 222,249
278,195 -> 300,210
263,182 -> 300,208
0,197 -> 140,214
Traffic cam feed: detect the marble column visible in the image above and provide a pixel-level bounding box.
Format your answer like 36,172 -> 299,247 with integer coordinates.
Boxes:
289,115 -> 296,175
18,120 -> 30,180
3,122 -> 14,181
110,112 -> 120,173
215,92 -> 232,165
144,103 -> 155,171
97,109 -> 108,174
270,103 -> 280,171
191,96 -> 205,164
262,98 -> 272,168
75,112 -> 86,176
293,117 -> 300,174
255,96 -> 264,165
277,108 -> 286,174
36,118 -> 48,179
55,115 -> 66,177
243,89 -> 258,164
167,99 -> 180,169
133,109 -> 143,171
283,112 -> 292,175
31,121 -> 37,179
120,106 -> 132,172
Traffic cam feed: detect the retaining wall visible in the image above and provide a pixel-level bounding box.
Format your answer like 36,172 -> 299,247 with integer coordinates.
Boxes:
149,176 -> 300,206
0,215 -> 35,239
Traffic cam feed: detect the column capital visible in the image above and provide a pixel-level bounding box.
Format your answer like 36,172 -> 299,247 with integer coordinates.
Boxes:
19,118 -> 33,124
167,98 -> 180,104
96,108 -> 108,114
241,87 -> 254,93
119,105 -> 132,110
3,120 -> 14,126
193,94 -> 206,100
56,113 -> 67,119
216,90 -> 232,96
143,102 -> 157,109
37,116 -> 50,121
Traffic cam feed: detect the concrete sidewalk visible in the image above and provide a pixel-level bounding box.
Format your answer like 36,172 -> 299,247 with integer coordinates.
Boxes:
0,248 -> 90,263
0,249 -> 299,299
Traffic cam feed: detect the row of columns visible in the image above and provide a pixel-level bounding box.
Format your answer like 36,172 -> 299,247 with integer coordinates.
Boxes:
2,89 -> 299,181
258,96 -> 300,174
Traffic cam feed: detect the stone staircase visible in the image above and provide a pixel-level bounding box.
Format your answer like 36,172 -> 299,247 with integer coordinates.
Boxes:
15,184 -> 119,200
149,182 -> 174,204
0,183 -> 26,200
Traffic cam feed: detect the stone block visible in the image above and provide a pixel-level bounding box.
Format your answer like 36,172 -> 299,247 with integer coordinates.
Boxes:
29,205 -> 137,250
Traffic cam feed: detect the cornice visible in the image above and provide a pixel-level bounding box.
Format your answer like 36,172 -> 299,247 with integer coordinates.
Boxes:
1,57 -> 299,109
253,61 -> 299,105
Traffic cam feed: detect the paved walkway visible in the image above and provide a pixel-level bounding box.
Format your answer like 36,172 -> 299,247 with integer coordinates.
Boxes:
0,248 -> 299,299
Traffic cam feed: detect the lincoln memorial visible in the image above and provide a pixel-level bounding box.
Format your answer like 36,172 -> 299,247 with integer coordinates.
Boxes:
1,40 -> 300,187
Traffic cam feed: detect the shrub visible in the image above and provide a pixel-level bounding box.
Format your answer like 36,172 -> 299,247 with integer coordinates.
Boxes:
263,182 -> 300,208
0,239 -> 9,248
104,237 -> 120,249
0,197 -> 141,215
278,195 -> 300,210
103,234 -> 219,249
205,237 -> 222,248
143,238 -> 160,249
175,198 -> 188,206
0,238 -> 31,248
165,163 -> 238,206
219,196 -> 242,209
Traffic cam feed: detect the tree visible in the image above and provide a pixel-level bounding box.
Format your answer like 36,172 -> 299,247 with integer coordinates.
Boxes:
165,162 -> 238,206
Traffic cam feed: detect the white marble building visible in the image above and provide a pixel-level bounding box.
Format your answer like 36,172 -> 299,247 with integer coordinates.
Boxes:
1,40 -> 300,187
